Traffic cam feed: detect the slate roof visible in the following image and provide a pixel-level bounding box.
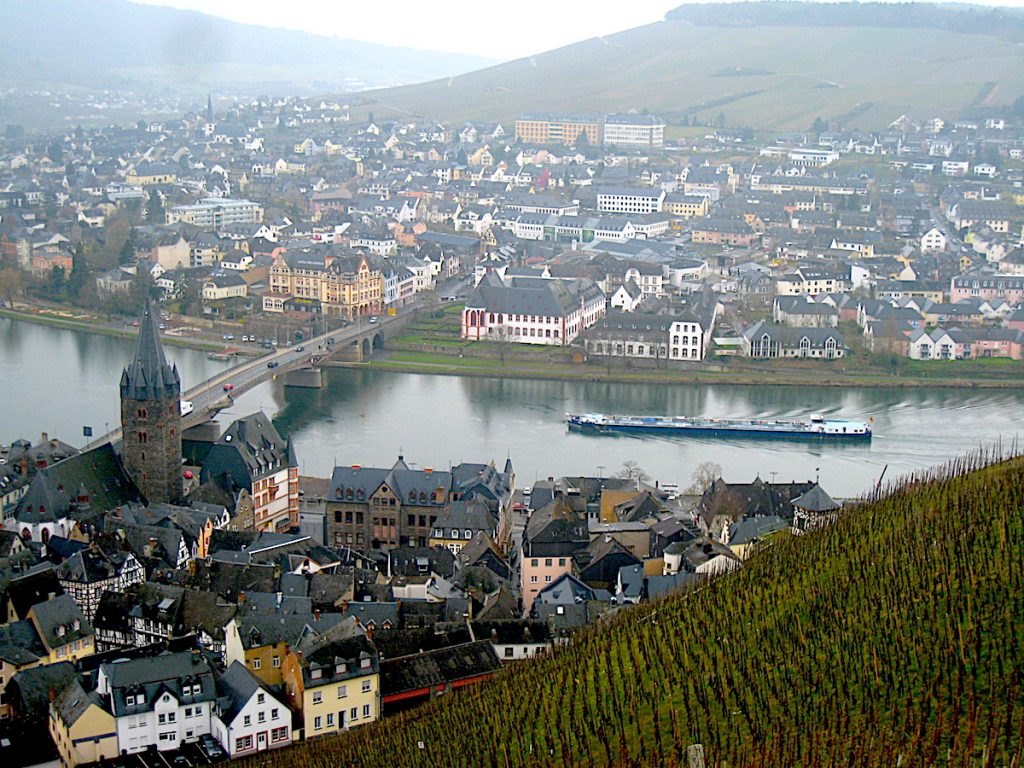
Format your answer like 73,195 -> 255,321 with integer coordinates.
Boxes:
465,275 -> 603,319
8,661 -> 78,718
30,593 -> 92,650
214,661 -> 274,726
791,483 -> 841,512
120,299 -> 181,401
379,640 -> 500,697
0,619 -> 45,666
100,650 -> 216,717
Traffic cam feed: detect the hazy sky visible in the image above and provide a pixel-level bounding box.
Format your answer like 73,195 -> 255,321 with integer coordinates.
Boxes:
130,0 -> 1024,61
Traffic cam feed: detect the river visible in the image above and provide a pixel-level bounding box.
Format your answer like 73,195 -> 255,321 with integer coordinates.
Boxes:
3,317 -> 1022,497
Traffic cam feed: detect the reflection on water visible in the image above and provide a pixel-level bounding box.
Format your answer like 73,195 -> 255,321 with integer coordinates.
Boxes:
231,368 -> 1024,498
3,316 -> 1022,499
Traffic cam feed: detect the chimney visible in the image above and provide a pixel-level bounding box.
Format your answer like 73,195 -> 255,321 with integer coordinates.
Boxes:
41,432 -> 48,444
340,600 -> 349,614
313,608 -> 320,621
238,591 -> 246,605
48,687 -> 57,703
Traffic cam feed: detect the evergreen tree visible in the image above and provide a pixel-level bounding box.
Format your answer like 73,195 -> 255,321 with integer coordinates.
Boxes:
119,229 -> 136,266
67,242 -> 90,300
811,116 -> 828,134
146,190 -> 165,224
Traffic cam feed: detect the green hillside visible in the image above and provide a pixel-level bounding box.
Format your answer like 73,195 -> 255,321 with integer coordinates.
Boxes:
349,3 -> 1024,130
241,450 -> 1024,766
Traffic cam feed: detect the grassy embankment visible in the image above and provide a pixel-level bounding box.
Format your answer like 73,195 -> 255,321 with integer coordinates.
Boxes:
0,304 -> 225,352
239,449 -> 1024,767
370,305 -> 1024,389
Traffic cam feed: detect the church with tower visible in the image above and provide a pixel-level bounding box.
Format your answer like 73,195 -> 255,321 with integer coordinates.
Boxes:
120,299 -> 183,505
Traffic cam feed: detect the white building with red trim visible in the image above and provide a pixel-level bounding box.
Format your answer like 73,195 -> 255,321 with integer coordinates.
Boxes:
460,273 -> 606,346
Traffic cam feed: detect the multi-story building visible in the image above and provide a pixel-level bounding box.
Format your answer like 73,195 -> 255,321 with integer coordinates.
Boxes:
166,198 -> 264,228
200,413 -> 299,533
95,651 -> 216,753
515,113 -> 603,146
281,632 -> 379,739
603,114 -> 666,148
950,273 -> 1024,303
663,194 -> 709,219
57,550 -> 145,622
267,250 -> 383,319
223,613 -> 350,688
211,662 -> 291,757
596,187 -> 666,215
520,498 -> 589,616
28,595 -> 95,665
461,274 -> 606,346
327,457 -> 514,551
50,679 -> 119,767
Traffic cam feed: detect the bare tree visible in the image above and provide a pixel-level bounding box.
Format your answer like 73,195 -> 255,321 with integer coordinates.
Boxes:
615,460 -> 651,487
490,324 -> 514,366
685,461 -> 722,495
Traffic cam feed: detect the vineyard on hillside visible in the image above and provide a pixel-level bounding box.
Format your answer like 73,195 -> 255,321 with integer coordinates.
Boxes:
244,450 -> 1024,767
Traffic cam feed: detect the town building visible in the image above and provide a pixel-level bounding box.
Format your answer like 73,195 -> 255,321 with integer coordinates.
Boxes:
166,198 -> 264,228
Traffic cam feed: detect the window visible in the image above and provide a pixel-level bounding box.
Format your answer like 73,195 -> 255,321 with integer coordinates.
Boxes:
257,693 -> 265,704
313,716 -> 322,730
504,647 -> 514,658
167,712 -> 176,723
326,713 -> 334,727
337,685 -> 347,699
312,691 -> 323,704
158,714 -> 166,725
544,558 -> 552,567
252,658 -> 261,670
350,707 -> 358,722
530,559 -> 538,567
530,576 -> 538,584
236,735 -> 253,751
272,656 -> 281,668
361,679 -> 371,693
362,704 -> 371,718
243,715 -> 251,727
545,575 -> 552,583
272,708 -> 279,720
271,727 -> 288,743
184,707 -> 192,717
160,732 -> 176,744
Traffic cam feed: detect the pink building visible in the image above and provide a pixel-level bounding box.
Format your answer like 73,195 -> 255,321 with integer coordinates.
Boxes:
950,274 -> 1024,303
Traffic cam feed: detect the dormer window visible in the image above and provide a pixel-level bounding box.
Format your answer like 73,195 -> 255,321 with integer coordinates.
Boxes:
359,654 -> 371,669
311,667 -> 322,680
334,662 -> 347,675
56,624 -> 66,637
72,618 -> 80,631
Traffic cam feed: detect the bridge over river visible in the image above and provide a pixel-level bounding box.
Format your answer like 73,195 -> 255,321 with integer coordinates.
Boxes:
85,309 -> 416,449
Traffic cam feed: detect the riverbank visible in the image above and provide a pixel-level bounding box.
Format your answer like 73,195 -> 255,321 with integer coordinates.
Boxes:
357,349 -> 1024,389
0,305 -> 225,353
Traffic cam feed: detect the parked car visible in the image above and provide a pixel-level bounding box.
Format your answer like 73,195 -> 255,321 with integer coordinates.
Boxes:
296,345 -> 305,352
199,735 -> 226,761
267,361 -> 279,369
223,334 -> 234,340
223,383 -> 235,392
369,316 -> 378,324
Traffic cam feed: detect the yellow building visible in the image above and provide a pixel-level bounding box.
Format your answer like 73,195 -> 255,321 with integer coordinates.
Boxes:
663,194 -> 709,219
269,251 -> 383,319
28,595 -> 95,665
50,679 -> 118,767
515,113 -> 602,146
224,614 -> 356,688
125,163 -> 178,185
281,634 -> 380,739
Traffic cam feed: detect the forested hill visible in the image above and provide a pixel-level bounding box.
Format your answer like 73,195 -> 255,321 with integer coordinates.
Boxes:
667,1 -> 1024,41
349,2 -> 1024,130
239,451 -> 1024,766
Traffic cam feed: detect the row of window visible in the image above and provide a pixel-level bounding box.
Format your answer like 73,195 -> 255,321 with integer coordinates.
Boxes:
529,558 -> 567,568
312,705 -> 372,731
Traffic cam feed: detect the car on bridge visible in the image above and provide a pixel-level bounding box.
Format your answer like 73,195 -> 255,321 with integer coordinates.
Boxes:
179,400 -> 194,416
267,361 -> 279,369
223,383 -> 235,391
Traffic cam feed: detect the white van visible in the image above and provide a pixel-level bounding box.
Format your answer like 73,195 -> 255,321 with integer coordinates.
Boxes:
180,400 -> 194,416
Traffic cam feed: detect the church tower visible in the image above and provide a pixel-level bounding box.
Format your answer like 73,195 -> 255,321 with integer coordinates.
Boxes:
120,300 -> 182,504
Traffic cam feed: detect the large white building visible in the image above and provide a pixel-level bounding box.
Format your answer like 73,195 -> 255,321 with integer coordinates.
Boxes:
596,187 -> 666,215
603,115 -> 666,149
166,198 -> 264,228
461,273 -> 606,346
97,652 -> 217,753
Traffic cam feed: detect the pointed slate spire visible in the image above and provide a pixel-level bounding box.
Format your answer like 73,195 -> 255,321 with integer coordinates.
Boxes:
121,299 -> 180,401
285,435 -> 298,468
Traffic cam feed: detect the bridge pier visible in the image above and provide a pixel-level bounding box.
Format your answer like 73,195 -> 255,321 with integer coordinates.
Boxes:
284,367 -> 324,388
183,421 -> 221,442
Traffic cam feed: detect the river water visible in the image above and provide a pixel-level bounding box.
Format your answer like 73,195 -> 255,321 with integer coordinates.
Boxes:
3,317 -> 1022,497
